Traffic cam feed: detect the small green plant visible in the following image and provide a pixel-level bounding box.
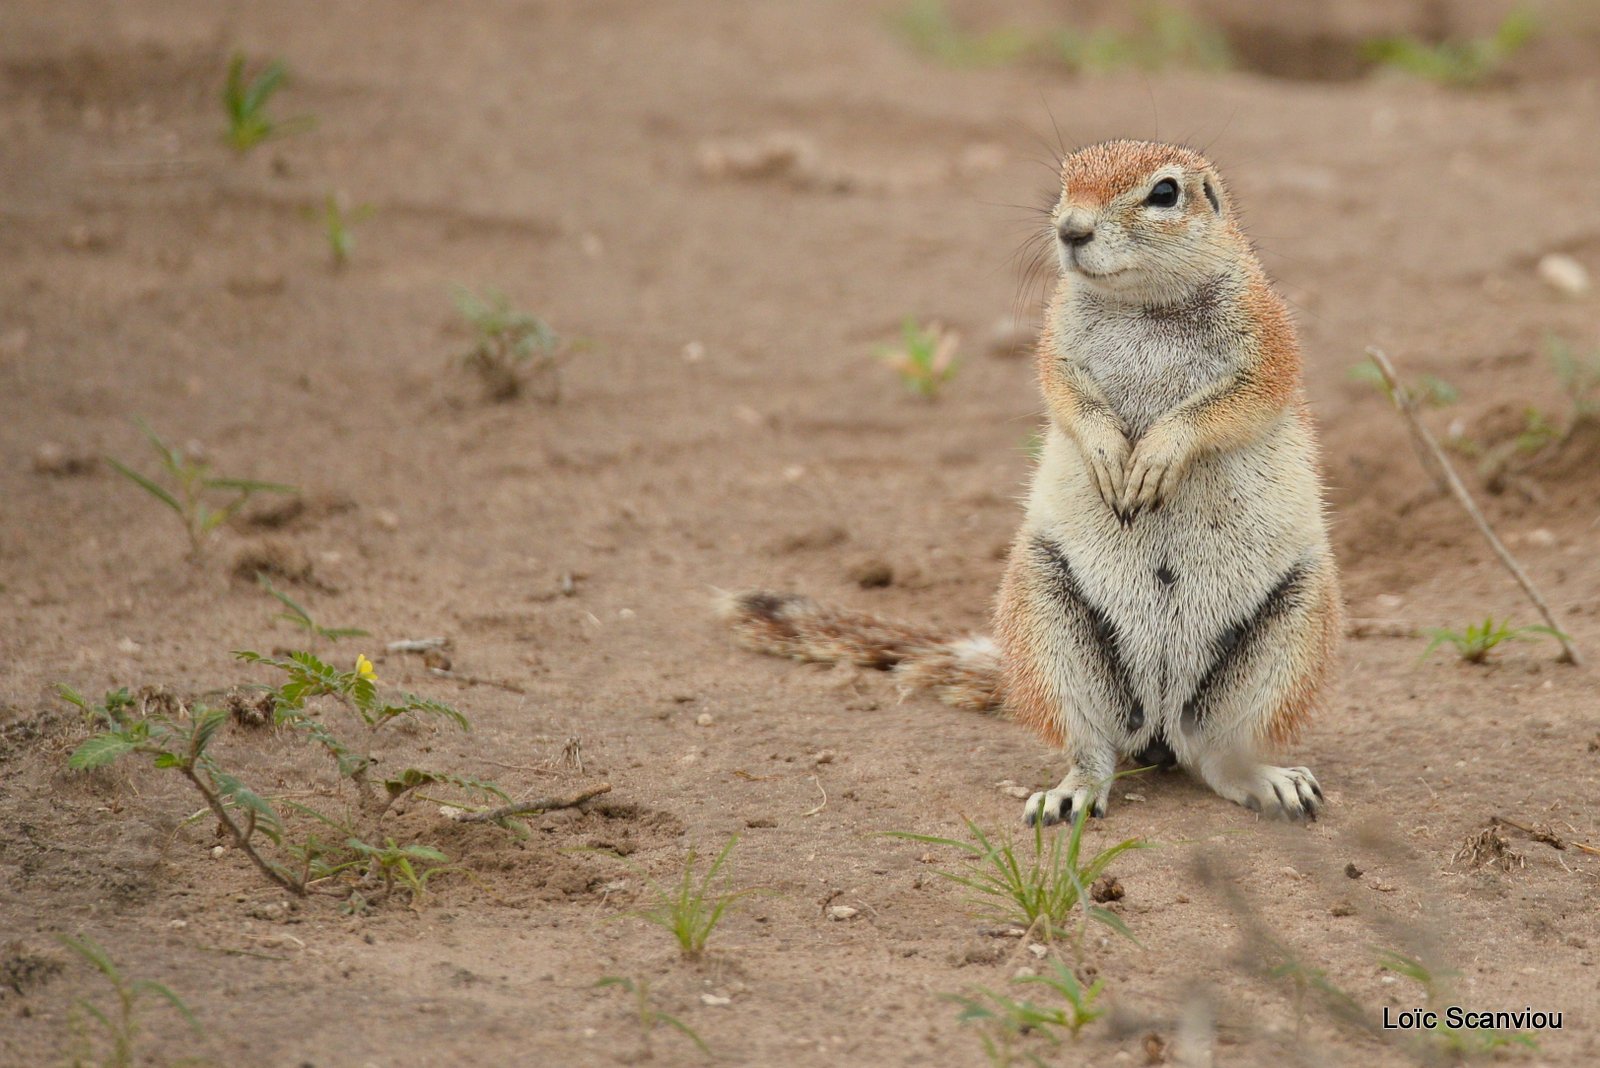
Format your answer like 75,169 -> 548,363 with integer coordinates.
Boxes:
1547,332 -> 1600,424
1378,948 -> 1538,1055
345,838 -> 451,907
888,803 -> 1145,942
59,686 -> 135,732
107,420 -> 295,557
257,574 -> 369,644
315,193 -> 373,269
64,650 -> 504,904
59,934 -> 203,1068
595,977 -> 710,1058
1474,335 -> 1600,482
890,1 -> 1230,73
1363,9 -> 1536,87
1349,362 -> 1458,407
1422,618 -> 1566,664
949,959 -> 1106,1064
222,53 -> 312,152
624,836 -> 752,959
879,318 -> 959,398
1054,3 -> 1231,74
452,286 -> 567,402
889,1 -> 1033,67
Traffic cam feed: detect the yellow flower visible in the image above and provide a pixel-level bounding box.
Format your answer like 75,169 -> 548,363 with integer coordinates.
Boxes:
354,654 -> 378,683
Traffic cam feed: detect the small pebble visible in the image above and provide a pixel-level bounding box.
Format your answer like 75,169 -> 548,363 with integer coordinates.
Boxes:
849,559 -> 894,589
813,749 -> 835,765
699,993 -> 731,1007
826,905 -> 858,921
1027,942 -> 1047,959
695,712 -> 714,727
1538,253 -> 1590,297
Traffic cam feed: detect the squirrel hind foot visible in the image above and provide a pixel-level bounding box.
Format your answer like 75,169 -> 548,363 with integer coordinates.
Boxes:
1200,762 -> 1323,821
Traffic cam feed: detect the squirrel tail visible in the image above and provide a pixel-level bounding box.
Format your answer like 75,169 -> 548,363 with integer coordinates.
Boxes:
715,590 -> 1003,713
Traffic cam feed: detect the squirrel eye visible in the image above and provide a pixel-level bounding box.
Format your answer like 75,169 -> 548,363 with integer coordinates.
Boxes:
1145,178 -> 1180,208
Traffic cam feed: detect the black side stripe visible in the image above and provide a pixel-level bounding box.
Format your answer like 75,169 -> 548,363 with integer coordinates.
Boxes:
1182,561 -> 1307,733
1031,537 -> 1144,732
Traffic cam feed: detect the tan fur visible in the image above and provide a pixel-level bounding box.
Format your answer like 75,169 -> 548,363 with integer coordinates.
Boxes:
719,140 -> 1341,823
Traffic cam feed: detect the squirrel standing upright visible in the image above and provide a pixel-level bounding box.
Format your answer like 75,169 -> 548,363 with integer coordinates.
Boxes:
721,140 -> 1342,824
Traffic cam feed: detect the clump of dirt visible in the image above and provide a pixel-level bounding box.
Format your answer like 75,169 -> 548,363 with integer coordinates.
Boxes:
0,943 -> 63,999
236,491 -> 356,531
222,688 -> 275,729
231,538 -> 316,586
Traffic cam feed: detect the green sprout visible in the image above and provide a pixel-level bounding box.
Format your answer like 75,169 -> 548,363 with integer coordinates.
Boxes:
949,959 -> 1106,1065
452,286 -> 567,402
1349,362 -> 1458,407
257,574 -> 369,643
890,1 -> 1230,73
1053,3 -> 1231,74
595,976 -> 710,1058
1378,948 -> 1539,1054
624,836 -> 754,959
889,1 -> 1034,67
59,934 -> 202,1068
316,193 -> 373,269
879,318 -> 959,398
1422,618 -> 1567,664
344,838 -> 451,907
888,803 -> 1145,942
107,420 -> 295,557
1547,332 -> 1600,423
222,53 -> 312,152
1363,9 -> 1536,87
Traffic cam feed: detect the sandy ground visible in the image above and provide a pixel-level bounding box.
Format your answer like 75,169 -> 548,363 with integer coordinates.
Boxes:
3,1 -> 1600,1065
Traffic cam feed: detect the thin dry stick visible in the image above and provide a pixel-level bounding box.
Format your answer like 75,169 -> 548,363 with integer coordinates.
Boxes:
802,774 -> 828,817
1365,347 -> 1581,666
1493,814 -> 1600,857
451,782 -> 611,823
427,666 -> 527,694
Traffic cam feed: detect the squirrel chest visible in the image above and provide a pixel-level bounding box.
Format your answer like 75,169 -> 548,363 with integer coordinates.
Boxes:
1061,293 -> 1241,439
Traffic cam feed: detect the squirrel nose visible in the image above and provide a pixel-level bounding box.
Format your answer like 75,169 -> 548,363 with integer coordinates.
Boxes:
1057,221 -> 1094,247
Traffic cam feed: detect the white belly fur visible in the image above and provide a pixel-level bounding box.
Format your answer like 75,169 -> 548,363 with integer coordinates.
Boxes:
1025,418 -> 1329,733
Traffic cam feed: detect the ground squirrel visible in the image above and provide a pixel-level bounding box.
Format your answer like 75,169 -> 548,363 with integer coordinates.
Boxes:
721,140 -> 1341,824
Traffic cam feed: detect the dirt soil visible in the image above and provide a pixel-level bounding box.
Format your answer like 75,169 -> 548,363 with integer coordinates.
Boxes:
3,1 -> 1600,1065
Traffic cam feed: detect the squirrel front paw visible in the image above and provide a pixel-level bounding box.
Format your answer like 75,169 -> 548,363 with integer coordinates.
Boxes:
1120,423 -> 1194,516
1078,427 -> 1130,516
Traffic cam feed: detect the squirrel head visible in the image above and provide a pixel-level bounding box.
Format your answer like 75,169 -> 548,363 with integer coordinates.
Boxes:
1052,140 -> 1243,306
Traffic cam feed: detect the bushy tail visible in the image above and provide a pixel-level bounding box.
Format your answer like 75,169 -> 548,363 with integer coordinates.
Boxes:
715,590 -> 1003,712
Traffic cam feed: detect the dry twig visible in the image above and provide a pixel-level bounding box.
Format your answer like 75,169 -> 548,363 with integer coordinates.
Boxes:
1365,348 -> 1581,665
1493,814 -> 1600,857
450,782 -> 611,824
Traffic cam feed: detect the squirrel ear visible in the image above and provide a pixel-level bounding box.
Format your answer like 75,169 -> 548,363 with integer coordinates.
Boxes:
1202,179 -> 1221,215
